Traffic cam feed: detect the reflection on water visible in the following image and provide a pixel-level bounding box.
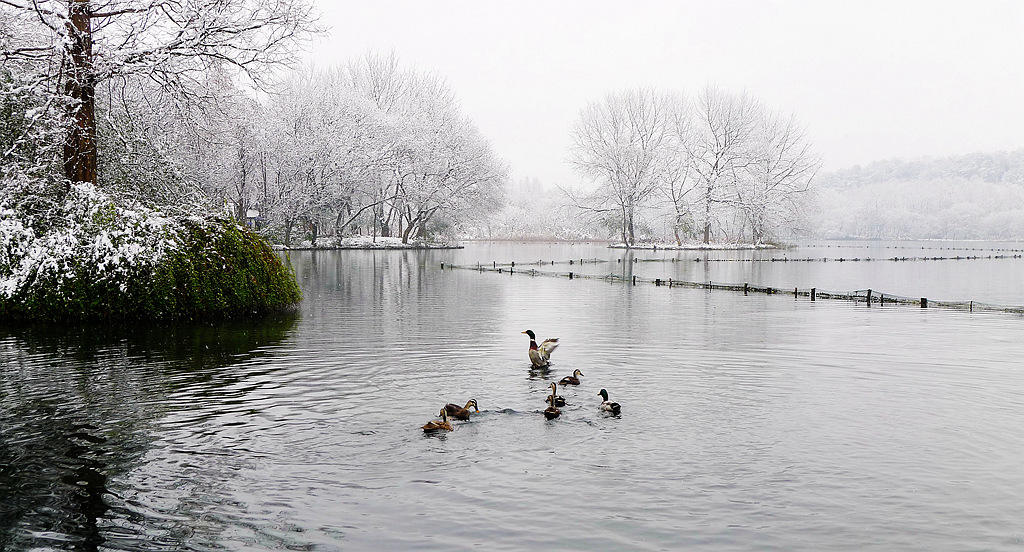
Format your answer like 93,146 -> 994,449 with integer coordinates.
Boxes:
0,315 -> 298,551
2,243 -> 1024,551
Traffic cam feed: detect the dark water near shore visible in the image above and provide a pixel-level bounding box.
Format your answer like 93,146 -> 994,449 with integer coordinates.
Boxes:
2,241 -> 1024,551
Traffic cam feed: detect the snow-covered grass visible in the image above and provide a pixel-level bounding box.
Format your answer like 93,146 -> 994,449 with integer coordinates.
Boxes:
0,180 -> 301,320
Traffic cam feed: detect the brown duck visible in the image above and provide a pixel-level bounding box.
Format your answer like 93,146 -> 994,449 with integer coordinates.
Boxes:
559,369 -> 583,386
547,382 -> 566,406
421,409 -> 454,432
543,395 -> 561,419
443,399 -> 479,421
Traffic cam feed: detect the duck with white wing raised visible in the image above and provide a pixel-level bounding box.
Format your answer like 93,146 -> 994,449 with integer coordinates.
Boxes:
522,329 -> 558,368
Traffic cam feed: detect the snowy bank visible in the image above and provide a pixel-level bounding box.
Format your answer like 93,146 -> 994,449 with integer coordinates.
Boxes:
274,236 -> 463,250
0,182 -> 301,320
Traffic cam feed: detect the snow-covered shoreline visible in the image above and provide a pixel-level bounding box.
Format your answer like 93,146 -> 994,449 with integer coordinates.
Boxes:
272,236 -> 463,250
270,236 -> 782,251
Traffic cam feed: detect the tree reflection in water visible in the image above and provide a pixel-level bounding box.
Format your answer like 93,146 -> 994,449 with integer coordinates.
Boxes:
0,313 -> 298,551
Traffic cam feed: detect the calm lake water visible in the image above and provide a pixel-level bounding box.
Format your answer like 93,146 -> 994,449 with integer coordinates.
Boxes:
2,241 -> 1024,551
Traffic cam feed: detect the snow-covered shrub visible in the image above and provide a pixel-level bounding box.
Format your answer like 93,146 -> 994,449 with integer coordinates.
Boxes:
0,181 -> 301,320
0,182 -> 174,299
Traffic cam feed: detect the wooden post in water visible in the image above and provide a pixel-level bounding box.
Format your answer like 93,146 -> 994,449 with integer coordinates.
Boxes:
441,262 -> 444,270
569,272 -> 574,279
866,289 -> 872,306
921,297 -> 928,308
744,283 -> 748,295
794,287 -> 798,298
655,278 -> 661,286
632,275 -> 637,286
811,288 -> 816,301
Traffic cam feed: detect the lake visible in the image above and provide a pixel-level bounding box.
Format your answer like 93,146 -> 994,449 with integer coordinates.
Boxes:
2,241 -> 1024,551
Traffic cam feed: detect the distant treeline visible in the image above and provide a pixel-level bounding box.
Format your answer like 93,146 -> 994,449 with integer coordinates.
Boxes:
809,149 -> 1024,240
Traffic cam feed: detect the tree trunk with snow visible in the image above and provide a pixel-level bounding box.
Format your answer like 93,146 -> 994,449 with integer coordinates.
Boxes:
63,0 -> 96,189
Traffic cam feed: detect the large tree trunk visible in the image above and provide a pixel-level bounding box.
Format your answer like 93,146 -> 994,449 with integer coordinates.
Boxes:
63,0 -> 97,189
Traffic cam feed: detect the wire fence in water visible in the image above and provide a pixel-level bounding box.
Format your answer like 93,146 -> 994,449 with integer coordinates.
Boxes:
440,259 -> 1024,316
629,254 -> 1024,263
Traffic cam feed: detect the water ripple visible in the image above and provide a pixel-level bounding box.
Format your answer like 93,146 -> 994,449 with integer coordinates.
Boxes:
3,246 -> 1024,551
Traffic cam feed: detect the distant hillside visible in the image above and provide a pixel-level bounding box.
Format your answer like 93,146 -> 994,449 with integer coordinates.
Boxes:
810,150 -> 1024,239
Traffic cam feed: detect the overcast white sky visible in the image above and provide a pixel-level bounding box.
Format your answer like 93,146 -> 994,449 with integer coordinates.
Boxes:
305,1 -> 1024,188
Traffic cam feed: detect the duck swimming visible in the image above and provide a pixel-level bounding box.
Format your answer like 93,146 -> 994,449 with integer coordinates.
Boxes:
543,395 -> 561,419
597,388 -> 621,414
443,399 -> 479,421
547,382 -> 566,406
522,330 -> 559,367
559,369 -> 584,386
421,409 -> 454,432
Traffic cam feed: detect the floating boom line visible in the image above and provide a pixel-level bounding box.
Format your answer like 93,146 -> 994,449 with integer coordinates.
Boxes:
439,260 -> 1024,316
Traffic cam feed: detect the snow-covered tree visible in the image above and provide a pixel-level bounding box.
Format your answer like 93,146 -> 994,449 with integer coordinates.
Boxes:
685,86 -> 761,244
736,110 -> 819,244
1,0 -> 320,192
247,57 -> 507,246
1,14 -> 67,187
568,85 -> 819,245
569,87 -> 674,246
661,94 -> 701,245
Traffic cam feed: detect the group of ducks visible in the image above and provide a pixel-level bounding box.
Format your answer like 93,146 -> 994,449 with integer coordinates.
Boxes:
420,398 -> 480,432
421,329 -> 620,432
526,329 -> 620,417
